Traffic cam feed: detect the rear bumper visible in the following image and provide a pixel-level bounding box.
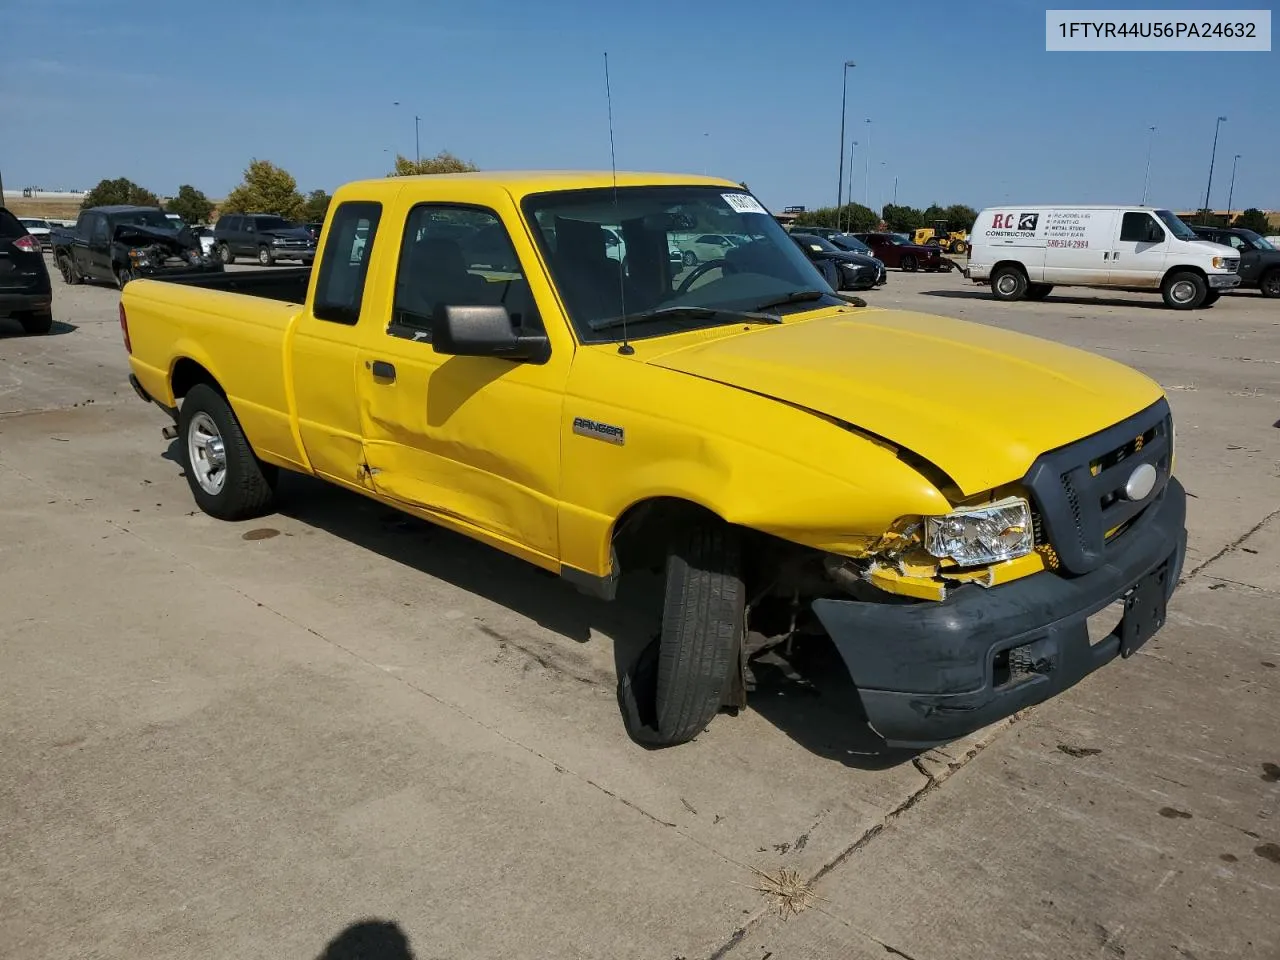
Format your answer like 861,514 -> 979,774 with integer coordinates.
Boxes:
0,290 -> 53,315
812,477 -> 1187,749
1208,273 -> 1241,289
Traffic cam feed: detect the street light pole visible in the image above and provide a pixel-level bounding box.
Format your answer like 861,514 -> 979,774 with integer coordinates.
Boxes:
1226,154 -> 1241,222
1202,115 -> 1227,220
836,61 -> 855,229
1141,125 -> 1156,204
893,175 -> 898,206
863,118 -> 872,208
415,115 -> 421,165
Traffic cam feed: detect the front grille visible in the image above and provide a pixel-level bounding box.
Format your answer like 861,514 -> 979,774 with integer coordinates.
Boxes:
1224,257 -> 1240,272
1022,399 -> 1173,575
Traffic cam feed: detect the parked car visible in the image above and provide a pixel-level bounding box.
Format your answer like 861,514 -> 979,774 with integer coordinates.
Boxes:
673,233 -> 744,266
791,233 -> 885,290
851,232 -> 946,272
17,217 -> 53,252
967,205 -> 1239,309
213,213 -> 316,265
121,171 -> 1186,751
50,205 -> 221,289
1190,226 -> 1280,297
0,207 -> 54,334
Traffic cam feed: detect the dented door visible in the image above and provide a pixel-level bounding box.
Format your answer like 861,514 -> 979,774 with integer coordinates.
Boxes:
354,201 -> 570,564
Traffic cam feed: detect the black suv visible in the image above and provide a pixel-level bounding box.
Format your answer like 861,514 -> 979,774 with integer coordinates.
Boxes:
213,214 -> 316,266
0,207 -> 54,335
1190,226 -> 1280,297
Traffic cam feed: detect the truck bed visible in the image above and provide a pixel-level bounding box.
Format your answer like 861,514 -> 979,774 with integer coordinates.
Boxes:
156,266 -> 311,304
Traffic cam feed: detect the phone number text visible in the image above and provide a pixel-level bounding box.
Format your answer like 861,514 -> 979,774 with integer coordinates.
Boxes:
1047,239 -> 1090,249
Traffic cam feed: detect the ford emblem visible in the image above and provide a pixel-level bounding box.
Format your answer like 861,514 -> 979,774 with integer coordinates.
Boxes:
1124,463 -> 1158,501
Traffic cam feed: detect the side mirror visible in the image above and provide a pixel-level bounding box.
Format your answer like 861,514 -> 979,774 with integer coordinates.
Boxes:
432,304 -> 550,364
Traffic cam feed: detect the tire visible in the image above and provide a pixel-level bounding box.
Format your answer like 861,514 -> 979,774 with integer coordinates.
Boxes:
900,254 -> 918,272
218,243 -> 234,265
258,245 -> 274,266
115,266 -> 134,290
179,384 -> 277,521
682,250 -> 697,267
1260,268 -> 1280,299
952,240 -> 968,255
17,311 -> 53,335
56,254 -> 82,285
1201,291 -> 1221,306
1161,270 -> 1207,310
1025,283 -> 1054,300
991,265 -> 1028,301
620,522 -> 744,747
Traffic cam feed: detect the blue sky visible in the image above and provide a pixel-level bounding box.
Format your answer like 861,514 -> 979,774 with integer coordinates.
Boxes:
2,0 -> 1276,212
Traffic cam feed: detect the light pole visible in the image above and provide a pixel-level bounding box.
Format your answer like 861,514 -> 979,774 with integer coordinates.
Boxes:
836,61 -> 856,223
1202,115 -> 1227,220
863,118 -> 872,207
1226,154 -> 1241,222
892,174 -> 898,206
1141,125 -> 1156,204
392,101 -> 421,165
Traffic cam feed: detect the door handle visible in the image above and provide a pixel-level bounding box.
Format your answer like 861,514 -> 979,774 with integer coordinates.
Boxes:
370,360 -> 396,381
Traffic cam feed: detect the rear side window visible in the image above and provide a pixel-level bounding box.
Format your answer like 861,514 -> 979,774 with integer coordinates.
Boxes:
0,209 -> 24,238
313,201 -> 381,325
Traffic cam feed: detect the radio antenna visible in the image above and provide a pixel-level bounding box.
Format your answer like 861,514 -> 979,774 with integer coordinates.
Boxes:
604,52 -> 633,356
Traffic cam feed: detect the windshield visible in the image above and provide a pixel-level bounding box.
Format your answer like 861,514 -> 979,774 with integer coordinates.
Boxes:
116,210 -> 175,229
830,234 -> 872,255
20,219 -> 51,229
523,186 -> 838,343
1155,210 -> 1199,241
889,233 -> 913,245
797,234 -> 839,253
254,216 -> 291,231
1238,230 -> 1274,250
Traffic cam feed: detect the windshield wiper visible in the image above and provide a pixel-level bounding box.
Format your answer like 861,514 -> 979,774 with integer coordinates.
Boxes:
751,289 -> 831,312
589,305 -> 781,333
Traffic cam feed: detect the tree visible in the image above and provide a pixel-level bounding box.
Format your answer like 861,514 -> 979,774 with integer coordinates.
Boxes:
81,177 -> 160,210
882,204 -> 926,233
387,151 -> 478,177
1192,207 -> 1227,227
943,204 -> 978,232
221,159 -> 305,219
300,189 -> 332,223
1232,208 -> 1271,233
793,202 -> 877,231
165,184 -> 215,225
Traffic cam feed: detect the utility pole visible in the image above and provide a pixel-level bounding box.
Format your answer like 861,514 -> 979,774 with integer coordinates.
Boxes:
1141,125 -> 1156,204
836,61 -> 855,228
1226,154 -> 1241,222
1202,115 -> 1227,220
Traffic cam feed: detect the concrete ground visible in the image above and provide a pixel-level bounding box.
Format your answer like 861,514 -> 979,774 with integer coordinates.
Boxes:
1,262 -> 1277,960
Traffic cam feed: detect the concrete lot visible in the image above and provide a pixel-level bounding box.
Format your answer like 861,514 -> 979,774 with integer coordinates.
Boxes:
2,263 -> 1277,960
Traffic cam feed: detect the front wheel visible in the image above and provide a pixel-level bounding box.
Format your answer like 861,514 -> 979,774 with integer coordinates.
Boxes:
1201,291 -> 1221,306
258,245 -> 274,266
1259,268 -> 1280,299
1025,283 -> 1054,300
991,265 -> 1028,301
179,384 -> 277,520
681,250 -> 698,267
952,240 -> 968,255
1161,270 -> 1207,310
900,254 -> 918,272
619,522 -> 743,747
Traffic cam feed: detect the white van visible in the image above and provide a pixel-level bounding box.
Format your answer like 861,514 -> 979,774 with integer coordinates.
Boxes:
967,206 -> 1240,309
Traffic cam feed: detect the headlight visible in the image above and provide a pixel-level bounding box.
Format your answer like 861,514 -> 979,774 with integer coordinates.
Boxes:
924,496 -> 1034,566
1211,256 -> 1224,269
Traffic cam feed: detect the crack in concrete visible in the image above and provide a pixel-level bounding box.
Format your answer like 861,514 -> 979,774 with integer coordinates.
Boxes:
1181,506 -> 1280,584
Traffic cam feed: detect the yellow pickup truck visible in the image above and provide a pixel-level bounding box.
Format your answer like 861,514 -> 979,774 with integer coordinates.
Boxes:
122,171 -> 1186,749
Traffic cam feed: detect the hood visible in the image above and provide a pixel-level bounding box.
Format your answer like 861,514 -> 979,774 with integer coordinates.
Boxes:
113,222 -> 199,252
829,251 -> 880,267
646,309 -> 1165,495
1186,239 -> 1238,259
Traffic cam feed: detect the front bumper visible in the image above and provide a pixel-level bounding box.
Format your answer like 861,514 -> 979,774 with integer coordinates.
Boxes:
269,246 -> 316,262
1208,273 -> 1241,289
812,477 -> 1187,748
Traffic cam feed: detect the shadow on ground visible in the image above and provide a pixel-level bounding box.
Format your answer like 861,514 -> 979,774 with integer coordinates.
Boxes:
918,288 -> 1223,311
316,920 -> 414,960
0,318 -> 77,337
161,436 -> 912,768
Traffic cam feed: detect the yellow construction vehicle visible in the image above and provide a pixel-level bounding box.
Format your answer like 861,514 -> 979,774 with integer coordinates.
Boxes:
912,220 -> 969,255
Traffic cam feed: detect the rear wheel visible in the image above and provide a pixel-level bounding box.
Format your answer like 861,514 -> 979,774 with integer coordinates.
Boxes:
1161,270 -> 1207,310
258,245 -> 274,266
1260,268 -> 1280,299
991,265 -> 1028,301
179,384 -> 277,521
952,240 -> 968,255
619,522 -> 744,747
17,311 -> 53,335
682,250 -> 698,267
218,243 -> 234,264
1025,283 -> 1054,300
900,253 -> 918,272
56,254 -> 81,285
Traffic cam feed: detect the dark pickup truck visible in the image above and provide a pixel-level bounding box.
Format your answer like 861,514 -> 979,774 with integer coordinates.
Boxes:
51,205 -> 222,289
1191,226 -> 1280,297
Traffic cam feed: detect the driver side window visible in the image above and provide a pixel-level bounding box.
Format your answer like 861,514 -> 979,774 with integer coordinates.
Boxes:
391,205 -> 540,343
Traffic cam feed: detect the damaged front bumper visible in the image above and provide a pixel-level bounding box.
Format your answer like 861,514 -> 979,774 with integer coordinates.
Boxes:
812,477 -> 1187,749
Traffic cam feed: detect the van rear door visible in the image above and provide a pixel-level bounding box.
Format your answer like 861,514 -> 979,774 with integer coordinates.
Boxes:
1039,209 -> 1115,286
1108,210 -> 1170,288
